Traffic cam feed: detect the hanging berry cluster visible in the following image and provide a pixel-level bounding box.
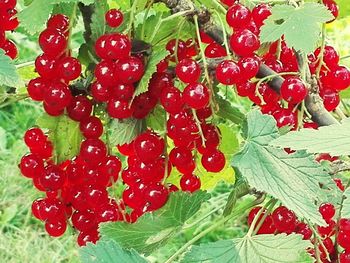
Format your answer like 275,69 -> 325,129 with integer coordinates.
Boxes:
0,0 -> 19,59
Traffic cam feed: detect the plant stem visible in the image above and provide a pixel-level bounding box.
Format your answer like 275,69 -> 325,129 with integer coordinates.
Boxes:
164,196 -> 264,263
316,24 -> 326,78
15,61 -> 34,69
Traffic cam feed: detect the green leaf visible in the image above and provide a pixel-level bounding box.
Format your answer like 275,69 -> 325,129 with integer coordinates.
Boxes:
233,110 -> 331,225
37,114 -> 83,163
91,0 -> 108,41
337,0 -> 350,19
340,188 -> 350,218
0,51 -> 20,87
134,47 -> 169,97
223,176 -> 250,216
183,234 -> 312,263
100,191 -> 210,255
216,95 -> 245,125
218,123 -> 239,156
146,105 -> 166,133
80,240 -> 148,263
108,118 -> 145,146
18,0 -> 54,34
270,119 -> 349,156
260,3 -> 333,53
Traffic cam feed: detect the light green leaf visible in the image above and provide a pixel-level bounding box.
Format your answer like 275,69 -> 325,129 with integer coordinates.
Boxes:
134,47 -> 169,97
218,123 -> 239,156
80,240 -> 148,263
91,0 -> 108,41
270,119 -> 348,156
37,114 -> 83,163
100,191 -> 210,255
338,0 -> 350,19
183,234 -> 312,263
233,110 -> 331,225
340,188 -> 350,218
216,95 -> 245,125
18,0 -> 54,34
146,105 -> 166,133
0,51 -> 21,87
260,3 -> 333,53
108,118 -> 145,146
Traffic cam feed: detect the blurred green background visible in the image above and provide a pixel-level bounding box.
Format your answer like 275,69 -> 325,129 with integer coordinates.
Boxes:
0,1 -> 350,262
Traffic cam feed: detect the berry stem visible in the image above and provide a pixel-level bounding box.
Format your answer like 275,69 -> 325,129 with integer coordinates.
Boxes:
213,9 -> 231,59
15,60 -> 34,69
192,108 -> 206,147
316,24 -> 326,79
164,196 -> 265,263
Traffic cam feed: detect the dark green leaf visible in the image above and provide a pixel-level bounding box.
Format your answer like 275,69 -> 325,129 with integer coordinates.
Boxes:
108,118 -> 145,146
80,240 -> 148,263
233,110 -> 332,225
91,0 -> 108,41
146,105 -> 166,133
216,95 -> 245,125
100,191 -> 210,255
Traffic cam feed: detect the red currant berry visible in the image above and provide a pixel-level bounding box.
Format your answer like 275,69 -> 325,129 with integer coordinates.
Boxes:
99,155 -> 122,183
44,82 -> 72,110
295,222 -> 312,240
24,128 -> 46,148
43,102 -> 64,116
272,109 -> 297,129
247,207 -> 276,234
67,95 -> 92,122
143,183 -> 169,211
107,99 -> 133,119
201,149 -> 226,173
134,131 -> 164,163
1,39 -> 17,59
340,250 -> 350,263
39,165 -> 66,191
105,9 -> 123,28
45,219 -> 67,237
320,88 -> 340,111
338,230 -> 350,250
205,43 -> 227,58
80,138 -> 107,165
238,56 -> 261,80
47,14 -> 69,32
230,29 -> 260,57
183,83 -> 210,109
117,142 -> 135,156
91,81 -> 110,102
56,57 -> 82,81
115,56 -> 144,84
105,33 -> 131,60
252,4 -> 271,27
77,229 -> 99,246
271,206 -> 297,234
80,116 -> 103,139
95,60 -> 117,86
175,58 -> 201,83
340,219 -> 350,232
323,0 -> 339,23
330,65 -> 350,91
31,198 -> 46,220
35,53 -> 57,79
280,77 -> 308,104
111,84 -> 134,101
20,153 -> 44,178
148,72 -> 173,99
314,45 -> 339,69
39,28 -> 67,58
72,210 -> 97,232
319,203 -> 335,222
180,174 -> 201,192
166,39 -> 188,61
0,0 -> 16,9
216,60 -> 241,85
160,86 -> 184,114
226,4 -> 251,29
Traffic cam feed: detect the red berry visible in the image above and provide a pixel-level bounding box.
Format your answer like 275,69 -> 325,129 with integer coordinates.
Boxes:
183,83 -> 210,109
56,57 -> 82,81
226,4 -> 251,29
320,89 -> 340,111
338,230 -> 350,250
314,45 -> 339,69
105,33 -> 131,60
180,174 -> 201,192
0,0 -> 16,9
323,0 -> 339,23
251,4 -> 271,27
44,82 -> 72,110
319,203 -> 335,222
115,56 -> 144,84
280,77 -> 308,104
295,222 -> 312,240
35,53 -> 57,79
117,142 -> 135,156
39,165 -> 66,191
80,138 -> 107,165
160,86 -> 184,114
238,56 -> 261,80
24,128 -> 46,148
271,206 -> 297,234
80,116 -> 103,139
67,95 -> 92,122
166,39 -> 188,61
99,155 -> 122,183
111,84 -> 134,101
44,102 -> 64,116
39,28 -> 67,58
230,29 -> 260,57
94,35 -> 110,60
77,229 -> 99,246
175,58 -> 201,83
45,219 -> 67,237
31,198 -> 46,220
105,9 -> 123,28
107,99 -> 133,119
340,250 -> 350,263
91,81 -> 110,102
201,149 -> 226,173
205,43 -> 227,58
0,8 -> 19,31
236,81 -> 255,97
247,207 -> 276,234
20,153 -> 44,178
216,60 -> 241,85
143,183 -> 169,211
95,60 -> 117,86
47,14 -> 69,32
330,65 -> 350,91
148,72 -> 173,99
1,39 -> 17,59
72,210 -> 97,232
272,109 -> 297,129
134,132 -> 164,163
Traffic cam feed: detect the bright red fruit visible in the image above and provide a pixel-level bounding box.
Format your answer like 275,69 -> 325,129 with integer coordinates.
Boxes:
230,29 -> 260,57
39,28 -> 67,58
271,206 -> 297,234
175,58 -> 201,83
47,14 -> 69,32
80,139 -> 107,165
183,83 -> 210,109
280,77 -> 308,104
115,56 -> 144,84
134,132 -> 164,163
226,4 -> 251,29
80,116 -> 103,139
319,203 -> 335,222
20,154 -> 44,178
67,95 -> 92,122
252,4 -> 271,27
57,57 -> 82,81
201,149 -> 226,173
215,60 -> 241,85
105,9 -> 123,28
180,174 -> 201,192
45,220 -> 67,237
160,86 -> 184,114
322,0 -> 339,23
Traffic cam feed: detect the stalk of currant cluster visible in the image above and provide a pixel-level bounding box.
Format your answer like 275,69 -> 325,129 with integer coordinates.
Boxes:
0,0 -> 19,59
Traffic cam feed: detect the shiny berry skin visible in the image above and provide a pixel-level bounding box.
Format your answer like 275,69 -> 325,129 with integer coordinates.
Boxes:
230,29 -> 260,57
47,14 -> 69,32
201,149 -> 226,173
31,198 -> 46,220
134,132 -> 164,163
24,128 -> 46,148
99,155 -> 121,183
238,56 -> 260,80
0,30 -> 5,47
148,72 -> 173,99
44,82 -> 72,110
183,83 -> 210,109
196,107 -> 212,121
319,203 -> 335,222
180,174 -> 201,192
236,81 -> 255,97
122,184 -> 147,210
111,84 -> 134,101
39,165 -> 66,191
105,33 -> 131,60
160,86 -> 184,114
271,206 -> 297,234
80,138 -> 107,165
330,65 -> 350,91
0,0 -> 16,9
169,147 -> 194,173
323,0 -> 339,23
272,109 -> 297,129
105,9 -> 123,27
247,207 -> 276,234
204,43 -> 227,58
338,230 -> 350,250
143,183 -> 169,211
175,58 -> 201,83
340,219 -> 350,232
44,102 -> 64,116
215,60 -> 241,85
84,185 -> 109,209
226,4 -> 251,29
320,88 -> 340,111
107,99 -> 133,119
295,222 -> 312,240
1,39 -> 17,59
67,95 -> 92,122
252,4 -> 271,27
314,45 -> 339,69
91,81 -> 110,102
77,229 -> 99,247
94,35 -> 110,60
117,142 -> 134,156
0,8 -> 19,31
39,28 -> 67,58
35,53 -> 57,79
115,56 -> 144,84
131,91 -> 157,119
317,219 -> 336,237
20,154 -> 44,178
94,60 -> 117,87
80,116 -> 103,139
340,251 -> 350,263
166,39 -> 188,61
45,220 -> 67,237
72,210 -> 97,232
280,77 -> 308,104
56,57 -> 82,81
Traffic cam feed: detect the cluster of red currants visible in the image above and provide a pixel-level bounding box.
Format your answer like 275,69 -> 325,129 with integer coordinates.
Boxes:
247,179 -> 350,263
0,0 -> 18,59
